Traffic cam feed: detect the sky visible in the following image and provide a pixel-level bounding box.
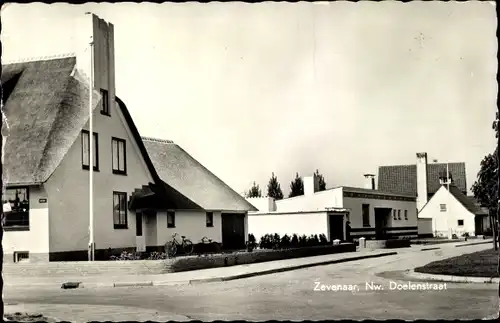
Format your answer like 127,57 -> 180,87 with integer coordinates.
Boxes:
1,2 -> 497,196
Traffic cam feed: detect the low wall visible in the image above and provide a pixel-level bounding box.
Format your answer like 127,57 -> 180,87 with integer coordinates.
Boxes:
360,239 -> 410,250
3,243 -> 356,278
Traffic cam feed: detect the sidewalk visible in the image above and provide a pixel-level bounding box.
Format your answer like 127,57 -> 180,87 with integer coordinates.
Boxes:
5,249 -> 397,289
4,303 -> 191,323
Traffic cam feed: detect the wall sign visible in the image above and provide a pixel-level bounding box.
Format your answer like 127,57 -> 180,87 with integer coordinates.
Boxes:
39,198 -> 47,204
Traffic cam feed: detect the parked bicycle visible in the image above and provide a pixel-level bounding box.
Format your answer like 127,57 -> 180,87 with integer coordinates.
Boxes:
165,232 -> 194,257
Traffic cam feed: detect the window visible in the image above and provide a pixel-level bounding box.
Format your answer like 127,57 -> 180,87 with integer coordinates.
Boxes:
113,192 -> 128,229
362,204 -> 370,227
440,204 -> 447,212
100,89 -> 110,116
392,209 -> 397,220
206,212 -> 214,227
135,213 -> 143,236
458,219 -> 464,226
404,210 -> 408,220
112,137 -> 127,175
167,211 -> 176,228
397,210 -> 401,220
13,251 -> 29,263
2,187 -> 30,231
81,130 -> 99,171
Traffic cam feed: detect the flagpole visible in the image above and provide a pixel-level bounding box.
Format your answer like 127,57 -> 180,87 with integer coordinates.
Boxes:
88,35 -> 95,262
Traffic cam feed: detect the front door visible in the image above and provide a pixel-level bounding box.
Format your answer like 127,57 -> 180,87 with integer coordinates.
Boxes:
328,213 -> 344,241
374,208 -> 388,240
475,216 -> 483,235
135,212 -> 146,252
221,213 -> 245,250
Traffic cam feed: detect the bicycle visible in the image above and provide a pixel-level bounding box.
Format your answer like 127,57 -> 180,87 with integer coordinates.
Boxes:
164,233 -> 194,257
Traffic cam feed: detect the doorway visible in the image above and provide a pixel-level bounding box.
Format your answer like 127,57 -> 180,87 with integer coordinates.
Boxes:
475,215 -> 484,235
221,213 -> 246,250
374,208 -> 390,239
328,213 -> 344,241
135,212 -> 146,252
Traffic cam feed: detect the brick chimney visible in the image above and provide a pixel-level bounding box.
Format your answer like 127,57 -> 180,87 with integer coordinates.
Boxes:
363,174 -> 376,190
304,174 -> 320,196
74,13 -> 116,110
416,152 -> 428,211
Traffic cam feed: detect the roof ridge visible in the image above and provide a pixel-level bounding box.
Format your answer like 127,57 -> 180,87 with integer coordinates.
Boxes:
141,136 -> 175,144
2,53 -> 76,65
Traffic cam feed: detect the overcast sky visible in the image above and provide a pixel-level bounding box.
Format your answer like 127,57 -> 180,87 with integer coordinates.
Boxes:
2,2 -> 497,196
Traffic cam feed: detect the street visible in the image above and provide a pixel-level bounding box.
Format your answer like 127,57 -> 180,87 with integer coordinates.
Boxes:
4,245 -> 499,321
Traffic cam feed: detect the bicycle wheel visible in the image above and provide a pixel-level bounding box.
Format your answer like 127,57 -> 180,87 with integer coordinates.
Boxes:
165,241 -> 177,257
183,239 -> 194,255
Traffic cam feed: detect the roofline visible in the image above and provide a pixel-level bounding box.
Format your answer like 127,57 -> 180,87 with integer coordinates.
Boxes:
249,209 -> 350,216
2,53 -> 77,65
6,182 -> 43,187
115,96 -> 162,185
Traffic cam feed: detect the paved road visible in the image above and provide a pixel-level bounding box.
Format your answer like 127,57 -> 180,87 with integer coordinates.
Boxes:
5,244 -> 498,321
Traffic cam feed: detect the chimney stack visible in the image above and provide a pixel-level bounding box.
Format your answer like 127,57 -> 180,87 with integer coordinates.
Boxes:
304,174 -> 320,196
416,152 -> 428,212
363,174 -> 376,190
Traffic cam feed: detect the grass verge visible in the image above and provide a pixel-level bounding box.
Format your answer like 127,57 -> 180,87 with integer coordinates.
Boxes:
414,248 -> 499,278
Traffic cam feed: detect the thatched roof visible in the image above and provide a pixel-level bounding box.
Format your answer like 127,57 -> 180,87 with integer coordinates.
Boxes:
142,137 -> 258,212
2,57 -> 101,186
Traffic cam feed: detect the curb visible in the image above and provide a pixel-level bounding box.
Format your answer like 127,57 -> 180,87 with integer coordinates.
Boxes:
186,251 -> 398,284
455,240 -> 493,248
420,247 -> 441,251
407,269 -> 500,284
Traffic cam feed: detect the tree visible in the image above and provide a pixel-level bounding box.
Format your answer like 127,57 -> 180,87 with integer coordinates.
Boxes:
289,172 -> 304,198
246,181 -> 262,198
267,173 -> 284,200
471,151 -> 498,250
315,169 -> 327,191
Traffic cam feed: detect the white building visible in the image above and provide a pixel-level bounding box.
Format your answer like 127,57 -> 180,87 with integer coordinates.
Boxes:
247,174 -> 418,242
378,152 -> 490,238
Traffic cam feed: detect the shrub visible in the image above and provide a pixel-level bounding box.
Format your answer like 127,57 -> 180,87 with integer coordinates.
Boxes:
281,234 -> 291,248
319,234 -> 328,245
259,234 -> 273,249
272,233 -> 281,249
291,234 -> 299,247
299,234 -> 308,247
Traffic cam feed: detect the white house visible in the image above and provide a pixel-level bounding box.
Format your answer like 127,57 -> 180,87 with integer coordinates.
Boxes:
1,13 -> 256,263
416,179 -> 489,238
247,173 -> 418,242
378,152 -> 490,238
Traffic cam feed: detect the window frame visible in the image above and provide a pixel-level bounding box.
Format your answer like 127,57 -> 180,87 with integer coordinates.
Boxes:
100,89 -> 110,116
440,204 -> 447,212
113,191 -> 128,229
404,210 -> 408,220
167,211 -> 176,228
111,137 -> 127,175
206,212 -> 214,227
397,210 -> 401,220
457,219 -> 464,226
2,187 -> 30,231
362,204 -> 370,227
392,209 -> 397,220
81,130 -> 99,171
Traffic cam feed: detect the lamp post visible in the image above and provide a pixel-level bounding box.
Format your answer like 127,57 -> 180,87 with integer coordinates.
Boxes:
88,34 -> 95,262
